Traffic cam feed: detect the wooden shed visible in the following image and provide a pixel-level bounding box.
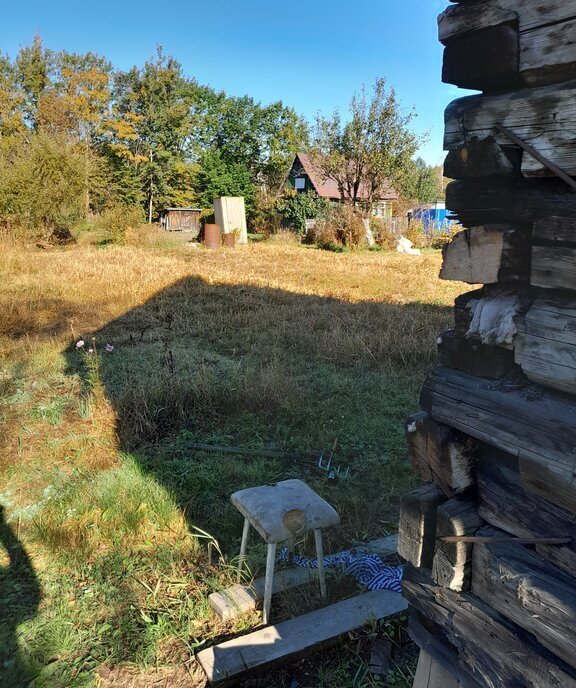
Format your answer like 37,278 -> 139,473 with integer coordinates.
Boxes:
159,208 -> 201,235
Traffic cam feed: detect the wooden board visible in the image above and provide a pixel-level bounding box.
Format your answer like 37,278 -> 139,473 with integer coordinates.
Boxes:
419,366 -> 576,514
446,178 -> 576,226
209,534 -> 398,620
197,589 -> 407,685
472,529 -> 576,670
477,452 -> 576,579
444,82 -> 576,178
438,0 -> 576,89
515,295 -> 576,393
444,136 -> 519,180
404,412 -> 478,496
398,485 -> 446,568
437,330 -> 517,380
440,225 -> 530,283
432,497 -> 483,592
531,246 -> 576,291
404,565 -> 576,688
534,216 -> 576,245
413,650 -> 459,688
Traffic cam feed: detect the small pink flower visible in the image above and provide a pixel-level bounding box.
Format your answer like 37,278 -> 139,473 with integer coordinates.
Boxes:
105,344 -> 114,353
76,340 -> 85,348
88,348 -> 94,353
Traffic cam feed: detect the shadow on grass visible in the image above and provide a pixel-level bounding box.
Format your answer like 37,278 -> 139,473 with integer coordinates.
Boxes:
64,275 -> 452,549
0,505 -> 42,686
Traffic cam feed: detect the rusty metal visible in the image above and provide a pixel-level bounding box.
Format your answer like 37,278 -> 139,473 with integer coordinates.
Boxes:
204,223 -> 221,249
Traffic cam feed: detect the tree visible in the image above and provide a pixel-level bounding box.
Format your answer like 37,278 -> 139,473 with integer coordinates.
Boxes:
14,35 -> 52,128
404,157 -> 444,203
312,78 -> 424,213
195,149 -> 254,212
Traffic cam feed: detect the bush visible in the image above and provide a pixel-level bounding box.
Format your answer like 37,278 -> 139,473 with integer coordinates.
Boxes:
96,205 -> 145,245
311,204 -> 366,250
252,189 -> 283,236
370,217 -> 399,250
275,190 -> 330,235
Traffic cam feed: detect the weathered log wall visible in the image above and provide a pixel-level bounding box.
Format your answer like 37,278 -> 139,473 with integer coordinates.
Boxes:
404,2 -> 576,685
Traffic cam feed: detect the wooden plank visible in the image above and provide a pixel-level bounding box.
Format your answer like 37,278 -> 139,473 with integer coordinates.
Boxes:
209,534 -> 398,620
444,136 -> 519,180
432,497 -> 483,592
404,412 -> 478,497
515,295 -> 576,394
413,650 -> 459,688
472,528 -> 576,671
197,588 -> 407,685
444,82 -> 576,178
531,246 -> 576,291
477,452 -> 576,578
404,566 -> 576,688
440,226 -> 530,284
419,366 -> 576,514
437,330 -> 517,379
398,485 -> 446,568
446,177 -> 576,226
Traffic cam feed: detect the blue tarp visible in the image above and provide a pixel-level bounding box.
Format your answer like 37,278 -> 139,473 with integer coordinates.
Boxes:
413,207 -> 456,234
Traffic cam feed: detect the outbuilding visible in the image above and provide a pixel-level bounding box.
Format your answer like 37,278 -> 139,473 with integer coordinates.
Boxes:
159,207 -> 201,235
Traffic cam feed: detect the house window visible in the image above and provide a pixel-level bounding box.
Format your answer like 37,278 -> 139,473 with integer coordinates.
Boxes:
295,177 -> 306,190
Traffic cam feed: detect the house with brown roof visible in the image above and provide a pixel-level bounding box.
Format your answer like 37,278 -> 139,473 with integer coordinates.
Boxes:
284,152 -> 397,218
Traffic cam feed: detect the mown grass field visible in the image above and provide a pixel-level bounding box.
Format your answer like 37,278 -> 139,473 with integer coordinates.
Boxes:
0,236 -> 464,687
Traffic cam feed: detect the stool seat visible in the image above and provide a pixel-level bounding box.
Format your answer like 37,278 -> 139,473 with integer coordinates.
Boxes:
231,479 -> 340,543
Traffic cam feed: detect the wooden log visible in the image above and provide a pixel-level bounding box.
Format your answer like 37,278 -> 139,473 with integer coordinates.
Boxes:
442,24 -> 519,92
444,82 -> 576,178
419,366 -> 576,515
432,497 -> 483,591
444,136 -> 519,180
437,330 -> 517,379
439,0 -> 576,89
531,246 -> 576,291
534,216 -> 576,245
440,225 -> 530,284
405,411 -> 478,496
398,484 -> 446,568
403,565 -> 576,688
477,452 -> 576,577
472,527 -> 576,671
515,295 -> 576,393
446,178 -> 576,226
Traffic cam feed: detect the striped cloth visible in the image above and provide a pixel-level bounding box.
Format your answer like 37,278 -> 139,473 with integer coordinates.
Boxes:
278,547 -> 403,593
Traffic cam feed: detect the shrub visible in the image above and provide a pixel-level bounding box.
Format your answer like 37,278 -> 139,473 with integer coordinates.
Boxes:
311,204 -> 366,250
370,217 -> 398,250
275,190 -> 330,235
96,204 -> 145,245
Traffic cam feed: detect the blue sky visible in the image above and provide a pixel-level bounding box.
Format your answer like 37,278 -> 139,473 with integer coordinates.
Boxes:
1,0 -> 464,165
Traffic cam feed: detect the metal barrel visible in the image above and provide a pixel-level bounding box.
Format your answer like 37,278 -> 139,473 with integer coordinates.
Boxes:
204,223 -> 221,249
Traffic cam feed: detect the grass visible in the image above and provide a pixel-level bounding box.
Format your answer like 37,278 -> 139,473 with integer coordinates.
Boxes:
0,238 -> 464,687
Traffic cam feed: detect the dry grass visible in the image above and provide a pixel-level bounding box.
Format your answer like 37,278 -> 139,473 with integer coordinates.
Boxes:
0,239 -> 465,687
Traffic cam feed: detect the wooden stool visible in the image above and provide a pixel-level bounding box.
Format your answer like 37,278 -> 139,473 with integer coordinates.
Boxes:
231,479 -> 340,624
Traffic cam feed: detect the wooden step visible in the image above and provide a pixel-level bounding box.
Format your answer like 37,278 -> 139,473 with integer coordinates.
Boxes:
197,588 -> 407,685
209,534 -> 398,621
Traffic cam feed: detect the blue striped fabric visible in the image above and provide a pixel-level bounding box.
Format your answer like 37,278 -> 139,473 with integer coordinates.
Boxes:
278,547 -> 403,593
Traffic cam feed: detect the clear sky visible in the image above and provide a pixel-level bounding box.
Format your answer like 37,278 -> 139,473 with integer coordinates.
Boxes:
1,0 -> 465,165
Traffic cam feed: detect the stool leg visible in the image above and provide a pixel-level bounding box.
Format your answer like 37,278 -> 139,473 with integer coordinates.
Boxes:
237,517 -> 250,582
263,542 -> 276,625
314,529 -> 327,601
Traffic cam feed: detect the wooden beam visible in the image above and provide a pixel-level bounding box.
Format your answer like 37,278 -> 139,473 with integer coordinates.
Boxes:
477,452 -> 576,578
440,225 -> 530,284
197,588 -> 407,685
419,366 -> 576,515
534,216 -> 576,245
404,566 -> 576,688
437,330 -> 517,380
446,177 -> 576,226
444,136 -> 519,180
444,83 -> 576,178
472,528 -> 576,671
516,295 -> 576,394
398,485 -> 446,568
209,534 -> 398,621
404,412 -> 478,497
531,246 -> 576,291
432,497 -> 483,591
